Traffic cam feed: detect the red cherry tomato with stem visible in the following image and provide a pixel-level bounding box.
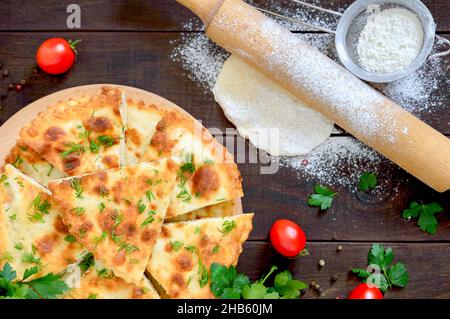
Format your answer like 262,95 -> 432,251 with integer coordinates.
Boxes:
348,283 -> 383,299
270,219 -> 306,258
36,38 -> 80,75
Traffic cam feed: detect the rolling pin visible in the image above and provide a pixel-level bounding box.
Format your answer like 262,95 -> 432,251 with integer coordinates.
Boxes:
176,0 -> 450,192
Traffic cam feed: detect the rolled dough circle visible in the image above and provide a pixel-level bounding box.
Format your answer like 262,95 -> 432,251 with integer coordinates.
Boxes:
213,55 -> 334,156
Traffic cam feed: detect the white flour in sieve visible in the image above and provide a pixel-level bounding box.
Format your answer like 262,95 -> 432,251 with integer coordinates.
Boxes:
171,4 -> 449,192
357,7 -> 424,74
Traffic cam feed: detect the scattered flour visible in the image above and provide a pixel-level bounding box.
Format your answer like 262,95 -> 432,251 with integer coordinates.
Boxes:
357,7 -> 424,74
170,2 -> 449,193
279,137 -> 400,195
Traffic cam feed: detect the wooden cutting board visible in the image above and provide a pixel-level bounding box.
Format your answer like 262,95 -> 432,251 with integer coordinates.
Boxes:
0,84 -> 242,215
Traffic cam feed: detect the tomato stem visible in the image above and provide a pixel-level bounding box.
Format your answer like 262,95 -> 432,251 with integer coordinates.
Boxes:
68,39 -> 82,57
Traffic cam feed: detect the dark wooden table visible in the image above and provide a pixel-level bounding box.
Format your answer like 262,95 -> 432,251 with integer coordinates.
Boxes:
0,0 -> 448,299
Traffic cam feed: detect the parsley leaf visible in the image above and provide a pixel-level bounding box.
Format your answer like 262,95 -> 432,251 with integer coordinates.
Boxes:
25,273 -> 68,299
209,263 -> 306,300
351,244 -> 409,293
0,263 -> 68,299
358,172 -> 377,191
402,201 -> 443,234
273,270 -> 308,299
210,263 -> 248,299
307,185 -> 337,211
386,262 -> 409,288
351,268 -> 370,280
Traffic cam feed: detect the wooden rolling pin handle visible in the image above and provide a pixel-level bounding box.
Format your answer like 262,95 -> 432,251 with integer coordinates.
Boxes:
177,0 -> 224,27
176,0 -> 450,192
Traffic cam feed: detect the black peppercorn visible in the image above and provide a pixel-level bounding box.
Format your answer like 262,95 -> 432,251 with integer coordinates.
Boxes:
19,79 -> 26,86
2,69 -> 9,77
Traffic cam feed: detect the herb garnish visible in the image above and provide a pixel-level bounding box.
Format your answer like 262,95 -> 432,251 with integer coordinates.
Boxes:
184,245 -> 209,288
47,164 -> 54,177
170,241 -> 183,252
137,200 -> 146,214
358,172 -> 377,191
402,201 -> 443,234
12,156 -> 24,168
180,153 -> 196,174
72,207 -> 86,216
210,264 -> 307,299
176,171 -> 192,202
218,220 -> 236,236
145,190 -> 155,202
90,140 -> 100,153
98,202 -> 106,213
351,243 -> 409,293
70,178 -> 84,199
64,235 -> 76,243
307,185 -> 337,211
60,142 -> 85,159
97,135 -> 115,147
0,263 -> 68,299
211,245 -> 220,254
29,194 -> 51,223
141,210 -> 156,228
78,252 -> 95,273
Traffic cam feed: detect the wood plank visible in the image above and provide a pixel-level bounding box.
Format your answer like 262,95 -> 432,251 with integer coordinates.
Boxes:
0,32 -> 449,134
237,242 -> 450,299
0,0 -> 449,32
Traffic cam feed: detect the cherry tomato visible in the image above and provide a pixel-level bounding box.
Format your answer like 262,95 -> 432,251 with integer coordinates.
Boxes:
348,283 -> 383,299
270,219 -> 306,258
36,38 -> 80,75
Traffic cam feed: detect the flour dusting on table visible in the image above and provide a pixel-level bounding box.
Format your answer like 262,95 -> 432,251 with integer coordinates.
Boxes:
280,137 -> 400,195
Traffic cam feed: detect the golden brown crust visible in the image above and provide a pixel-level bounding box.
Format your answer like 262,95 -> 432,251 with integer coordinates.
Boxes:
0,164 -> 84,279
65,268 -> 160,299
19,86 -> 124,176
49,160 -> 178,284
143,109 -> 243,219
147,214 -> 253,299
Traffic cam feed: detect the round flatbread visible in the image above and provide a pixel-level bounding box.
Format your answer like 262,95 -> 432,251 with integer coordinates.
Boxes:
213,55 -> 334,156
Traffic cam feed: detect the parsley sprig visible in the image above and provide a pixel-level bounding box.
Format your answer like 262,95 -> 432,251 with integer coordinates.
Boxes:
0,263 -> 68,299
210,263 -> 307,299
307,185 -> 337,211
351,243 -> 409,293
358,172 -> 377,191
402,201 -> 443,235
